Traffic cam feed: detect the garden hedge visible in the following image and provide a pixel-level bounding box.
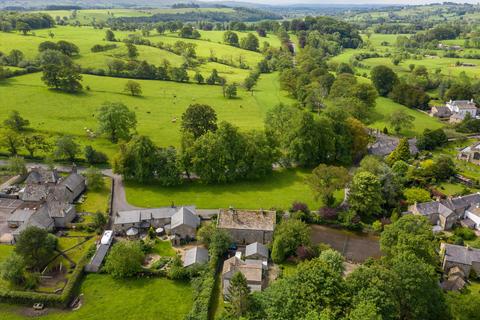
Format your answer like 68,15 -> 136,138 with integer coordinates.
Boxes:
0,243 -> 95,308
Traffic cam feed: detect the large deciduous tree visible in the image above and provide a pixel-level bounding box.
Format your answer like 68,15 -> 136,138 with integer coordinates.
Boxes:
54,135 -> 79,161
348,171 -> 384,219
15,226 -> 57,269
271,219 -> 311,263
39,49 -> 82,92
104,241 -> 144,278
181,104 -> 217,139
97,102 -> 137,143
307,164 -> 349,207
3,110 -> 29,131
370,65 -> 398,96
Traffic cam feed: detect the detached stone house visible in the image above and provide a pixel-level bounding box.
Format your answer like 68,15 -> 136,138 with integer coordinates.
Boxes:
458,142 -> 480,165
431,106 -> 452,119
217,209 -> 276,245
446,99 -> 477,123
222,256 -> 264,296
409,193 -> 480,230
441,243 -> 480,276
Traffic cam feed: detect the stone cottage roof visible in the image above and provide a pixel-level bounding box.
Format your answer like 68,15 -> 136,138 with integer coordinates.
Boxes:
61,172 -> 85,192
114,211 -> 141,225
183,246 -> 209,267
21,184 -> 48,202
222,256 -> 262,282
24,167 -> 60,185
171,207 -> 200,229
449,100 -> 476,109
245,242 -> 268,259
7,209 -> 33,223
217,209 -> 275,232
44,198 -> 75,218
443,243 -> 480,266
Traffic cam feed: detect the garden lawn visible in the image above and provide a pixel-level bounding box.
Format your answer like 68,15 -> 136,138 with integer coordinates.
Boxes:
0,274 -> 193,320
125,168 -> 344,209
0,245 -> 14,289
153,240 -> 176,257
370,97 -> 445,137
0,72 -> 294,158
76,177 -> 112,222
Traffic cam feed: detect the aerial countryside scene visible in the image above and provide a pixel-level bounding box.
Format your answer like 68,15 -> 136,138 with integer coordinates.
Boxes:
3,0 -> 480,319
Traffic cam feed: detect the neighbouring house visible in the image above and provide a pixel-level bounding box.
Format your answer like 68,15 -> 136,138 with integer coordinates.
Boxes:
113,206 -> 199,241
7,166 -> 85,241
441,266 -> 467,291
367,131 -> 418,157
446,99 -> 477,123
431,106 -> 452,119
408,193 -> 480,230
183,246 -> 209,267
222,256 -> 264,296
245,242 -> 269,261
441,243 -> 480,277
458,142 -> 480,165
217,208 -> 276,245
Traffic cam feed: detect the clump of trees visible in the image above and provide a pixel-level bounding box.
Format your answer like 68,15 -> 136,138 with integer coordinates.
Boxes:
39,49 -> 82,93
104,241 -> 145,278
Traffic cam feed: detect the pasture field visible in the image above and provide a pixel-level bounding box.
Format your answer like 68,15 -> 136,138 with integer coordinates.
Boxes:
36,7 -> 235,24
0,26 -> 278,80
0,275 -> 193,320
0,71 -> 294,158
124,168 -> 344,209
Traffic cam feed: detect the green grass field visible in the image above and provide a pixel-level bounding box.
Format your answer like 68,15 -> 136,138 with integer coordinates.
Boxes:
0,71 -> 294,158
76,177 -> 111,214
0,25 -> 278,82
370,97 -> 445,136
125,168 -> 344,209
36,8 -> 235,25
0,274 -> 193,320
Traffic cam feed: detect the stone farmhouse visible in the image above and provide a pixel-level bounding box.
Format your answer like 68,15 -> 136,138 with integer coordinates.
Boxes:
217,208 -> 276,245
113,206 -> 200,242
432,99 -> 478,123
408,193 -> 480,230
222,242 -> 269,297
458,141 -> 480,165
6,167 -> 85,240
441,243 -> 480,277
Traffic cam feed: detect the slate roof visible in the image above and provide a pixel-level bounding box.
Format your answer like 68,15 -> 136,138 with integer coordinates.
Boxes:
114,211 -> 141,224
27,206 -> 55,229
61,173 -> 85,193
222,256 -> 263,282
44,198 -> 75,218
218,209 -> 275,231
245,242 -> 268,259
443,243 -> 480,266
183,247 -> 209,267
21,184 -> 48,202
88,244 -> 110,270
24,168 -> 60,185
448,100 -> 477,109
171,207 -> 200,229
7,209 -> 33,223
412,201 -> 441,216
